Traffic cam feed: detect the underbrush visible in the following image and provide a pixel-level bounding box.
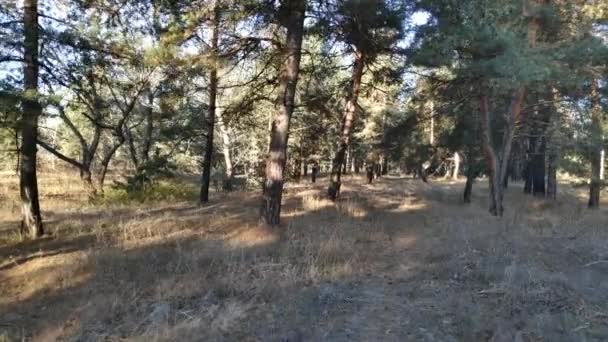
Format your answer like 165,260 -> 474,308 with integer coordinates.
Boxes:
92,179 -> 198,205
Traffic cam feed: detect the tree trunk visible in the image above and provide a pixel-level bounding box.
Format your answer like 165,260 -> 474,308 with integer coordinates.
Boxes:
601,150 -> 605,181
463,166 -> 475,204
546,151 -> 557,200
20,0 -> 43,238
479,88 -> 526,216
589,78 -> 602,209
200,2 -> 220,203
532,138 -> 546,196
141,92 -> 154,165
96,138 -> 124,194
218,113 -> 234,191
259,0 -> 306,226
328,49 -> 365,200
479,95 -> 503,216
453,152 -> 460,180
294,155 -> 303,181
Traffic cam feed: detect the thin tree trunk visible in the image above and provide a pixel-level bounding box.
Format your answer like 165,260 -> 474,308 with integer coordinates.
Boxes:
601,150 -> 605,181
589,78 -> 602,209
546,152 -> 557,200
20,0 -> 43,238
328,49 -> 365,200
479,94 -> 502,216
200,1 -> 220,203
478,0 -> 536,215
463,166 -> 475,204
453,152 -> 460,180
96,139 -> 124,194
141,92 -> 154,165
532,138 -> 546,196
218,113 -> 234,191
259,0 -> 306,226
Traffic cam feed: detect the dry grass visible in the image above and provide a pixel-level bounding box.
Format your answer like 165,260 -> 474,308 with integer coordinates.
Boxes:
1,171 -> 608,341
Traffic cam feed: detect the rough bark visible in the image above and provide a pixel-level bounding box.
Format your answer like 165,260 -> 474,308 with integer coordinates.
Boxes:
463,166 -> 476,204
141,92 -> 154,165
328,49 -> 365,200
480,88 -> 526,216
546,151 -> 557,200
96,133 -> 125,194
529,136 -> 546,196
20,0 -> 43,238
588,78 -> 602,209
200,2 -> 220,203
311,165 -> 318,183
259,0 -> 306,226
479,94 -> 502,216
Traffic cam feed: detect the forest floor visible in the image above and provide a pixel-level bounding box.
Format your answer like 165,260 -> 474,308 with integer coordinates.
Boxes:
1,172 -> 608,341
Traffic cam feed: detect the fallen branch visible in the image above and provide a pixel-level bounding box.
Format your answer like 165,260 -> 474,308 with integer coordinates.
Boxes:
583,260 -> 608,267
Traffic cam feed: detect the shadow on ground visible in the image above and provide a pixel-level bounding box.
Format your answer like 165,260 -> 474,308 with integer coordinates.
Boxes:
1,176 -> 608,341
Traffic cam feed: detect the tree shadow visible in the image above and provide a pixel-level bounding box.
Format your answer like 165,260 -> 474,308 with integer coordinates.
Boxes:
1,176 -> 607,341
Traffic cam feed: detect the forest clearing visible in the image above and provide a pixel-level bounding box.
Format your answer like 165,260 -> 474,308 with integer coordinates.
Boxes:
1,172 -> 608,341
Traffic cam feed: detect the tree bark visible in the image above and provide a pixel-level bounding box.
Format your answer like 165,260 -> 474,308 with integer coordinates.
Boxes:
479,94 -> 502,216
588,78 -> 602,209
141,92 -> 154,165
529,136 -> 546,196
20,0 -> 43,238
259,0 -> 306,226
200,1 -> 220,203
96,135 -> 124,194
463,166 -> 476,204
218,113 -> 234,191
546,151 -> 557,200
328,49 -> 365,200
453,152 -> 460,180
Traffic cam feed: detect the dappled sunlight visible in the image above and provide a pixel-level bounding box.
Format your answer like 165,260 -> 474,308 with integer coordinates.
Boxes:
0,250 -> 91,308
391,200 -> 429,213
3,175 -> 608,340
336,199 -> 368,219
226,225 -> 280,248
392,233 -> 418,250
299,194 -> 333,212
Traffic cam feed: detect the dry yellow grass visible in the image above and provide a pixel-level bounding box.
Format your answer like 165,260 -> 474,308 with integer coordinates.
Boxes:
1,171 -> 608,341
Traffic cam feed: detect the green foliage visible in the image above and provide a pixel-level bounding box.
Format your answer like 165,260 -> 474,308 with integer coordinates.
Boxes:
93,178 -> 197,205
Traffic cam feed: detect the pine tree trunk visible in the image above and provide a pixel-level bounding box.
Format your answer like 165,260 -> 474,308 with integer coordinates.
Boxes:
259,0 -> 306,225
463,166 -> 475,204
479,88 -> 525,216
588,78 -> 602,209
96,138 -> 124,195
453,152 -> 460,180
546,152 -> 557,200
20,0 -> 43,238
141,92 -> 154,164
479,95 -> 502,215
218,113 -> 234,191
328,50 -> 365,200
81,169 -> 97,196
200,2 -> 220,203
532,138 -> 546,196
